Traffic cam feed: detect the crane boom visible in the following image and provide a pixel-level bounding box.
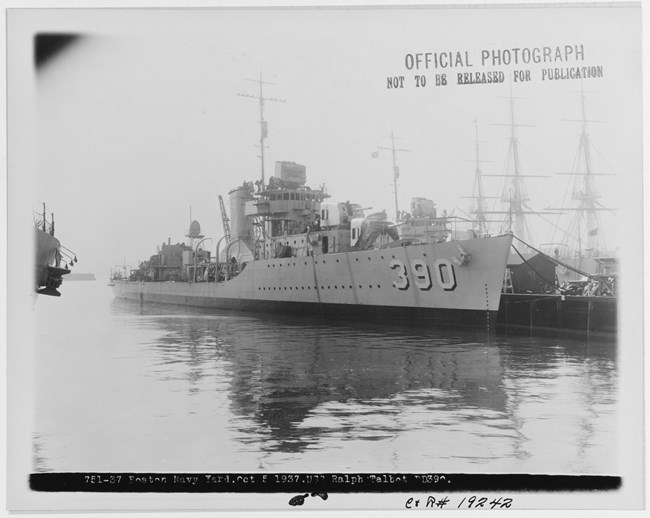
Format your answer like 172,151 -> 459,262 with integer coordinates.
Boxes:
218,195 -> 231,245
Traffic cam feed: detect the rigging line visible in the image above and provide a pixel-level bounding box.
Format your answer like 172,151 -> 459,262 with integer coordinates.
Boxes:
521,181 -> 562,210
454,206 -> 473,220
510,234 -> 615,290
512,139 -> 555,179
493,143 -> 513,230
510,244 -> 558,289
533,209 -> 580,243
551,142 -> 583,244
589,141 -> 617,173
594,199 -> 616,211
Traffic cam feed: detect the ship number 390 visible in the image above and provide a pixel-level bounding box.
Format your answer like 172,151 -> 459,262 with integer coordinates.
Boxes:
389,259 -> 457,291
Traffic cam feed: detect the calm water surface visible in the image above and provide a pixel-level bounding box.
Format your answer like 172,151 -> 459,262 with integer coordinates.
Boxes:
32,281 -> 618,474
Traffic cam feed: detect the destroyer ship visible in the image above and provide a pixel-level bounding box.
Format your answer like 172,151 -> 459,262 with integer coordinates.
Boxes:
112,159 -> 512,328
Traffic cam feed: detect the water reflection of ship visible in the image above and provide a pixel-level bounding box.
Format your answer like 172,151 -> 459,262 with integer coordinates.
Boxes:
111,298 -> 617,469
139,307 -> 509,453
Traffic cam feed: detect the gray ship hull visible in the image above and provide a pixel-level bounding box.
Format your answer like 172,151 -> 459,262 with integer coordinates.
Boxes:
113,234 -> 512,328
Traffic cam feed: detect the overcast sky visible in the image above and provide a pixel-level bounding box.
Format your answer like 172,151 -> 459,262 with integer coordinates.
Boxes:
8,4 -> 642,277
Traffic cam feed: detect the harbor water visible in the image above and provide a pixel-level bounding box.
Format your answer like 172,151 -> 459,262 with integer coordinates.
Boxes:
32,281 -> 618,475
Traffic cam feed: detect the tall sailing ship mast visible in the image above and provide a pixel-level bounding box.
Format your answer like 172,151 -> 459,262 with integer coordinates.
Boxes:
467,120 -> 490,237
547,89 -> 614,261
484,91 -> 548,246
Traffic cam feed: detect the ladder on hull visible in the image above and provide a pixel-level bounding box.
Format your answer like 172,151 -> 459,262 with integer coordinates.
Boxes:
503,268 -> 514,294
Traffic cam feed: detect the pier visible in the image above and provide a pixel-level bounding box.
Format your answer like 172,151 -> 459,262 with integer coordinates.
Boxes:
497,293 -> 617,335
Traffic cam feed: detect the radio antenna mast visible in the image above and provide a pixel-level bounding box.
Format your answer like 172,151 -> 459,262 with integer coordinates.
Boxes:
378,129 -> 411,221
237,73 -> 286,187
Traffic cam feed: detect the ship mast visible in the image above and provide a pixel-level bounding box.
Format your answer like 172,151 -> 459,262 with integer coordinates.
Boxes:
470,120 -> 489,236
503,93 -> 528,240
237,73 -> 285,187
485,89 -> 548,246
560,90 -> 608,257
378,129 -> 410,221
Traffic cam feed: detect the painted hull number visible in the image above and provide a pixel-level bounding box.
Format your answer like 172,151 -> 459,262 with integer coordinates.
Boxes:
390,259 -> 457,292
389,259 -> 409,290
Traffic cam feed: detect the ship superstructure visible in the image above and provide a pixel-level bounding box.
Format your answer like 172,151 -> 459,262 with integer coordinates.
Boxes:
113,81 -> 514,328
115,158 -> 512,328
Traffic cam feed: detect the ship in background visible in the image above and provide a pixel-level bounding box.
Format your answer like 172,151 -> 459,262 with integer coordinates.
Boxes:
540,89 -> 618,284
456,89 -> 618,296
34,204 -> 77,297
112,78 -> 513,329
450,92 -> 617,334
